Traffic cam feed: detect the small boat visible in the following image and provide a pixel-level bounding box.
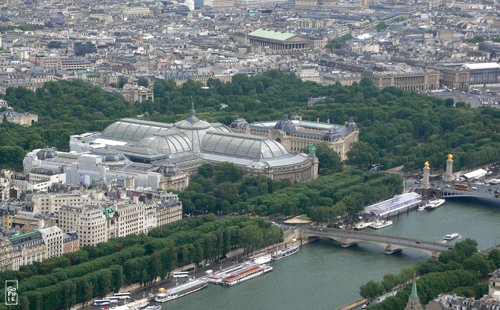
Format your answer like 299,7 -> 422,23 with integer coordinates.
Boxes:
443,233 -> 461,241
253,253 -> 272,265
271,246 -> 300,260
155,278 -> 208,303
417,205 -> 427,212
369,220 -> 393,229
424,199 -> 446,210
354,221 -> 374,230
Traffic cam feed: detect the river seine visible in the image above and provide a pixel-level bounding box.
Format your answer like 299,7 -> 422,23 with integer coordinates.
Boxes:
164,200 -> 500,310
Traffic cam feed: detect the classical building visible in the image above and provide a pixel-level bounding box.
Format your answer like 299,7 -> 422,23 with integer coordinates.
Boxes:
230,114 -> 359,160
10,231 -> 47,270
156,199 -> 183,226
0,237 -> 15,271
23,107 -> 318,190
247,29 -> 313,53
0,107 -> 38,126
120,84 -> 154,103
463,63 -> 500,85
59,205 -> 108,247
439,67 -> 471,90
371,69 -> 440,92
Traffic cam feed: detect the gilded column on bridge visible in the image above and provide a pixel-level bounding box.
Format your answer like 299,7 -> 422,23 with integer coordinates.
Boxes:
443,154 -> 454,182
423,161 -> 430,190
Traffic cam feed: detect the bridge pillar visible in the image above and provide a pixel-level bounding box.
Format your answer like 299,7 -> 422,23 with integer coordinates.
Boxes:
423,161 -> 430,190
443,154 -> 454,182
384,244 -> 403,255
337,237 -> 359,248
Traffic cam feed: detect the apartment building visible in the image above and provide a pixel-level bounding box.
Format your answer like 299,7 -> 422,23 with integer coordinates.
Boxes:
10,231 -> 47,270
31,192 -> 98,214
0,238 -> 15,271
59,205 -> 108,247
39,226 -> 63,258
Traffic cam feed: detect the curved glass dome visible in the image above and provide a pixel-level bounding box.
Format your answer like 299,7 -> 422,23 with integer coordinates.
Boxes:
201,132 -> 288,160
102,119 -> 172,141
173,110 -> 214,152
135,133 -> 192,156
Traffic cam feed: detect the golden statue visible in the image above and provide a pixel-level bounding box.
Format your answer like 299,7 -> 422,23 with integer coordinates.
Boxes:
424,161 -> 430,168
447,154 -> 453,160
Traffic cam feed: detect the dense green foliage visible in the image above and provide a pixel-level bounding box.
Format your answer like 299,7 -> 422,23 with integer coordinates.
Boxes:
464,36 -> 500,43
179,163 -> 292,215
375,22 -> 388,31
325,33 -> 354,50
361,239 -> 500,309
180,163 -> 402,223
0,216 -> 282,310
1,80 -> 133,169
0,24 -> 35,32
2,71 -> 499,171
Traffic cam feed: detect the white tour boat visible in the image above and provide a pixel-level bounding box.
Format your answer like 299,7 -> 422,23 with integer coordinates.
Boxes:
369,219 -> 393,229
424,199 -> 446,210
155,278 -> 208,303
443,233 -> 461,241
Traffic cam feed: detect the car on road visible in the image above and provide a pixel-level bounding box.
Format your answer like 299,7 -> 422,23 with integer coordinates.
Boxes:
472,187 -> 478,190
415,241 -> 421,244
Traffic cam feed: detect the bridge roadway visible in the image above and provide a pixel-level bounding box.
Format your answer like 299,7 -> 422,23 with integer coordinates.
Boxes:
406,177 -> 500,204
300,227 -> 452,256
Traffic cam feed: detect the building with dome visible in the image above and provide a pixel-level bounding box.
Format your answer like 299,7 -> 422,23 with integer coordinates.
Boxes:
23,107 -> 318,191
0,106 -> 38,126
230,114 -> 359,160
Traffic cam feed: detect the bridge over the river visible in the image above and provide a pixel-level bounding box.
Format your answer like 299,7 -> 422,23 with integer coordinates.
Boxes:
300,227 -> 453,257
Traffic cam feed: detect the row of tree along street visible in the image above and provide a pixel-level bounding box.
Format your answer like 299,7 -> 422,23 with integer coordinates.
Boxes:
0,216 -> 282,310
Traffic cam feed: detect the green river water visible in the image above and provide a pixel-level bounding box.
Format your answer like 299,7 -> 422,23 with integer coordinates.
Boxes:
163,200 -> 500,310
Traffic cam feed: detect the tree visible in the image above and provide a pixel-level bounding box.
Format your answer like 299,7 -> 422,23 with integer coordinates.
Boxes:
314,143 -> 343,175
214,162 -> 242,183
238,224 -> 263,254
112,265 -> 124,291
346,141 -> 379,169
149,253 -> 161,282
463,253 -> 495,277
137,77 -> 149,88
360,280 -> 384,299
375,22 -> 387,31
198,164 -> 214,178
82,279 -> 93,305
62,281 -> 76,309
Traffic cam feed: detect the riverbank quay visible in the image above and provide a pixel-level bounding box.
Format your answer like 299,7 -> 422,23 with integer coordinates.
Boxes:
337,298 -> 367,310
77,228 -> 300,309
